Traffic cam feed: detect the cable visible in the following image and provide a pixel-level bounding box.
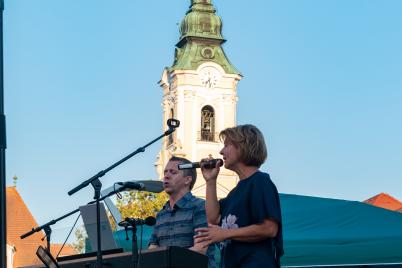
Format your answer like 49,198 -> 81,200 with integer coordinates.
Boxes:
56,214 -> 81,258
114,182 -> 122,199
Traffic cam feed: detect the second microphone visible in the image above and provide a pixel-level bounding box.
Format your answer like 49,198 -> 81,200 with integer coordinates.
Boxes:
178,159 -> 223,170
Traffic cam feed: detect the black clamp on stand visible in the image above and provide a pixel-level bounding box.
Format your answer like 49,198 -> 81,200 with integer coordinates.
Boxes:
22,223 -> 53,254
67,119 -> 179,268
118,216 -> 156,268
42,226 -> 52,254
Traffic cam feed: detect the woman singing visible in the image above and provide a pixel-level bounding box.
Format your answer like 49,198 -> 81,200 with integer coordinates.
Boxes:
195,124 -> 284,268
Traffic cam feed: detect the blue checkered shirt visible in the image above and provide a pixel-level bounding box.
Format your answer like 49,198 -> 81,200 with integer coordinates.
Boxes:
149,192 -> 215,268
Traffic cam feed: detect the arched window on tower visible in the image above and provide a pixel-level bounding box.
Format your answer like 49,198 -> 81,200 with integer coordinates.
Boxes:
200,105 -> 215,142
167,108 -> 174,146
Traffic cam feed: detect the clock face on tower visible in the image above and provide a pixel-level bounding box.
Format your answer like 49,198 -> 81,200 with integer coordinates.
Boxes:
199,66 -> 221,88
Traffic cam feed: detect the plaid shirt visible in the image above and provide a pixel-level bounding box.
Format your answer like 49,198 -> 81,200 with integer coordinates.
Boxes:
149,192 -> 215,267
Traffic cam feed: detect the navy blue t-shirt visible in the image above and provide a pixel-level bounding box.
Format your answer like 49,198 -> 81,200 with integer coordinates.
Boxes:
219,171 -> 283,268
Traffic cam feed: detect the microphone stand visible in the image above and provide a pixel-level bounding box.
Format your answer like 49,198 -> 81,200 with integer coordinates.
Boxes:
67,122 -> 178,268
92,178 -> 103,268
43,226 -> 52,254
20,208 -> 79,253
120,222 -> 138,268
119,217 -> 155,268
130,224 -> 138,268
0,1 -> 6,267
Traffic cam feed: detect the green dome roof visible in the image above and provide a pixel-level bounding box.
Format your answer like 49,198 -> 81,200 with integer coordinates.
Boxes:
169,0 -> 240,75
179,0 -> 224,42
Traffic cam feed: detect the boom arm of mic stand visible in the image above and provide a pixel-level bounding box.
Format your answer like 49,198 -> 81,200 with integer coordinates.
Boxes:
20,209 -> 79,240
20,189 -> 120,240
66,126 -> 177,268
68,127 -> 177,196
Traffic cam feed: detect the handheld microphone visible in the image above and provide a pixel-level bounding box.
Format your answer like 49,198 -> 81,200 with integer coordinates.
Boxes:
178,159 -> 223,170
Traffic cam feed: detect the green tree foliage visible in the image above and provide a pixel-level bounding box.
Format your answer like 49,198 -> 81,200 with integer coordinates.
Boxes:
74,190 -> 168,252
73,227 -> 87,253
116,190 -> 168,219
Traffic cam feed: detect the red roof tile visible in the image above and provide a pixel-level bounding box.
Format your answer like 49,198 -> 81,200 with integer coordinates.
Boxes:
363,193 -> 402,212
6,187 -> 46,268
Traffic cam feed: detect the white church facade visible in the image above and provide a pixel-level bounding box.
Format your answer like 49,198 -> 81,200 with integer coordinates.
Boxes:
155,0 -> 242,198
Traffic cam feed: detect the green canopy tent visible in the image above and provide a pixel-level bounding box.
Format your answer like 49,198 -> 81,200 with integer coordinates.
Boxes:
102,193 -> 402,267
281,193 -> 402,267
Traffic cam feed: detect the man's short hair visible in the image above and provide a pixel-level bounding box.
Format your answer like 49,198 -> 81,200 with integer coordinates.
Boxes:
219,124 -> 267,168
169,156 -> 197,190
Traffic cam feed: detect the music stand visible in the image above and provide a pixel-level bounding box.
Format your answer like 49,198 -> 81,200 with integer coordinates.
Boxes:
79,203 -> 118,252
36,245 -> 60,268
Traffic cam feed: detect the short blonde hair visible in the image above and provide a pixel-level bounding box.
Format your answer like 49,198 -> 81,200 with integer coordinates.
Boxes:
219,124 -> 267,167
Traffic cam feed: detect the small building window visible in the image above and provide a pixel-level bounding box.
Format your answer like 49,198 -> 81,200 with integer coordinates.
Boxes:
201,105 -> 215,142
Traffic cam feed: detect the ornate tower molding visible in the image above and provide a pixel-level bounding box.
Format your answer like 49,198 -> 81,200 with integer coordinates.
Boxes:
156,0 -> 242,198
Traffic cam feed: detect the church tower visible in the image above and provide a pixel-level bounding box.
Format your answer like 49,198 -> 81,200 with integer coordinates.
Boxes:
156,0 -> 242,198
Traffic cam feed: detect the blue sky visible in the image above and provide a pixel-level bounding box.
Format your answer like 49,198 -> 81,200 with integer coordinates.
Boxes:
5,0 -> 402,242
